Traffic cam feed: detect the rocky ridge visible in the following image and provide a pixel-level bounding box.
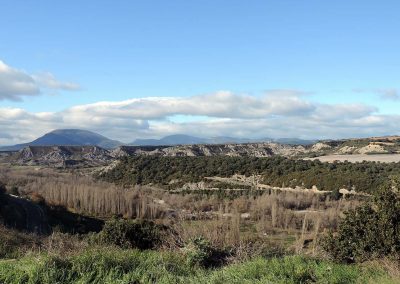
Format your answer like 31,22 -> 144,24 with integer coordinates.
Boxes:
2,136 -> 400,167
12,146 -> 114,167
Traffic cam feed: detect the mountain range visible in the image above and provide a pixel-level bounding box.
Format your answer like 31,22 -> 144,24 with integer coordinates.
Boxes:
132,135 -> 315,146
0,129 -> 316,151
132,135 -> 259,146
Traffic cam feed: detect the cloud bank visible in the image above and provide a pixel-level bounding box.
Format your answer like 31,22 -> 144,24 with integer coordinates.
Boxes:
0,91 -> 399,146
0,60 -> 80,101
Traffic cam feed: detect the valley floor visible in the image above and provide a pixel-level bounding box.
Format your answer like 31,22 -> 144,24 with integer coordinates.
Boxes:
1,156 -> 400,283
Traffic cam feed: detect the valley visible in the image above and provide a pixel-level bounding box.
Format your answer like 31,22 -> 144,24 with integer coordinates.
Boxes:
1,133 -> 400,283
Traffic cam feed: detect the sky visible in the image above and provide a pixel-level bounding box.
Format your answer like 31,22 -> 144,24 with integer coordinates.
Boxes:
0,0 -> 400,145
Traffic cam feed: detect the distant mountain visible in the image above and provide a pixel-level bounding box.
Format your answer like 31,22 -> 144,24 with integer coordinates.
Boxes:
207,136 -> 267,144
0,129 -> 123,151
0,130 -> 316,152
132,134 -> 313,146
274,138 -> 316,145
133,134 -> 207,146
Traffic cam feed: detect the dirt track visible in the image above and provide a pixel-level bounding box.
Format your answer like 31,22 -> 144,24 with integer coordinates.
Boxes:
305,154 -> 400,163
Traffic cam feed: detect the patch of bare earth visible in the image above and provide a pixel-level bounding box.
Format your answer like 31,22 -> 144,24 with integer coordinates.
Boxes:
305,154 -> 400,163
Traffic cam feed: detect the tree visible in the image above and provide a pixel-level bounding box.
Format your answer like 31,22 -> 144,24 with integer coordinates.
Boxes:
322,178 -> 400,262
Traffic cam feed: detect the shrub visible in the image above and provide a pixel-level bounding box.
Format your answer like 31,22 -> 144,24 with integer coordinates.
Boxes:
30,192 -> 45,204
97,218 -> 165,249
322,182 -> 400,262
0,225 -> 42,258
330,188 -> 343,201
183,236 -> 229,268
9,186 -> 19,196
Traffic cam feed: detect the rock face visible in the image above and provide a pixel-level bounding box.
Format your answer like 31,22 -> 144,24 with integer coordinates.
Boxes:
337,146 -> 357,154
8,143 -> 308,167
112,143 -> 307,158
5,135 -> 400,167
13,146 -> 113,167
311,143 -> 331,152
357,144 -> 387,154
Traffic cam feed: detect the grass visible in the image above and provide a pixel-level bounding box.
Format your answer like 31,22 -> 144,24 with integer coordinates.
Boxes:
0,248 -> 397,284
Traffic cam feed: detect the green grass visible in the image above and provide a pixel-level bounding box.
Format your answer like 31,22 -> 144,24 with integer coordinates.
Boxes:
0,248 -> 396,284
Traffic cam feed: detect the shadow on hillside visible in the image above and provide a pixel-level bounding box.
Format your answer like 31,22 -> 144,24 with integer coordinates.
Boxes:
0,189 -> 104,235
45,204 -> 104,234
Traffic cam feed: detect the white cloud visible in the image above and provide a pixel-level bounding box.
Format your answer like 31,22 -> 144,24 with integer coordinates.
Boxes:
353,88 -> 400,101
65,90 -> 314,120
0,60 -> 80,101
377,89 -> 400,101
32,72 -> 80,91
0,61 -> 39,100
0,91 -> 399,146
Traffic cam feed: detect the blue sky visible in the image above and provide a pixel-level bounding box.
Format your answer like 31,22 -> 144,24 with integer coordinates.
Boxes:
0,1 -> 399,144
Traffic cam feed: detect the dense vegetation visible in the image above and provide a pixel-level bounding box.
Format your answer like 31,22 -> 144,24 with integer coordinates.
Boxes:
0,249 -> 394,284
323,183 -> 400,262
99,156 -> 400,193
2,163 -> 400,283
96,218 -> 169,249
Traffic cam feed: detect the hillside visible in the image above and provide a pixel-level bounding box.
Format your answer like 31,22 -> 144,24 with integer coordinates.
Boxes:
9,145 -> 114,167
98,155 -> 400,193
3,135 -> 400,168
115,143 -> 306,157
2,143 -> 311,167
307,136 -> 400,159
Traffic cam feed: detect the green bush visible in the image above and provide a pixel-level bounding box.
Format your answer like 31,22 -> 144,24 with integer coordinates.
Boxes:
97,218 -> 166,249
330,188 -> 343,201
184,237 -> 229,268
322,182 -> 400,262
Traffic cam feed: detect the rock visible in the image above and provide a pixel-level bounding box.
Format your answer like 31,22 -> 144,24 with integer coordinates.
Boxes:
311,143 -> 331,152
357,144 -> 387,154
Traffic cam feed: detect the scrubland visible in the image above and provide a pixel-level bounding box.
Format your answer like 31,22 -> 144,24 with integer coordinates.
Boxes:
1,158 -> 400,283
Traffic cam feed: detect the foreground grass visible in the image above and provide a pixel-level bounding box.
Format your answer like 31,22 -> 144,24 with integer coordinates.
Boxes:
0,248 -> 397,284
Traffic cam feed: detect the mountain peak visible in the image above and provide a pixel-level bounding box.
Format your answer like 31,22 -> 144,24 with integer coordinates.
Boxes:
0,129 -> 122,151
